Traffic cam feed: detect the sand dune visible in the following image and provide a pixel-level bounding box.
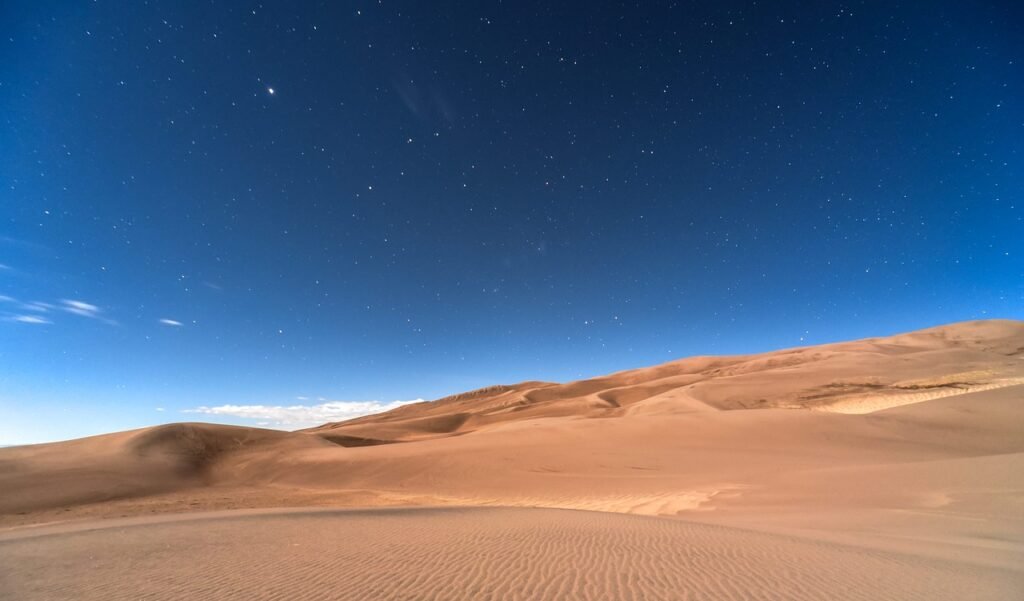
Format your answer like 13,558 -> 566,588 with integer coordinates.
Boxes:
309,318 -> 1024,440
2,508 -> 1019,601
0,422 -> 334,515
1,319 -> 1023,599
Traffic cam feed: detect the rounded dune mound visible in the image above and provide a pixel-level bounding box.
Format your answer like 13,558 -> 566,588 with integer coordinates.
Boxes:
127,423 -> 294,469
0,423 -> 329,515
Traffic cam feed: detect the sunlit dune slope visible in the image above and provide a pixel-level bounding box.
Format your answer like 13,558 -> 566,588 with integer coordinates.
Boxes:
309,319 -> 1024,442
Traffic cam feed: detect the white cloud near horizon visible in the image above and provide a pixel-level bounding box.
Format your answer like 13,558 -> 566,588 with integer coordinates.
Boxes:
184,399 -> 424,429
159,318 -> 184,326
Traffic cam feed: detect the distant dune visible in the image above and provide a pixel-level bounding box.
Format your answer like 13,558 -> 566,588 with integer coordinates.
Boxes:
2,319 -> 1023,599
310,318 -> 1024,437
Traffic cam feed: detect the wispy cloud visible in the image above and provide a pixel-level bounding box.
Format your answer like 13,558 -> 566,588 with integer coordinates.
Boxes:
184,399 -> 423,429
1,296 -> 117,326
60,299 -> 116,324
0,235 -> 50,252
10,315 -> 51,324
60,299 -> 101,317
0,296 -> 49,323
158,318 -> 184,327
21,301 -> 54,313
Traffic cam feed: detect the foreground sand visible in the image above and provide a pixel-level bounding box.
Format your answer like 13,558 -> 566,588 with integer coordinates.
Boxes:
2,320 -> 1023,598
2,507 -> 1020,601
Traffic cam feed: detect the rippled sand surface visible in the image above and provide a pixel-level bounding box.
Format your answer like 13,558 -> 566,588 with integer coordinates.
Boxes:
3,507 -> 1020,601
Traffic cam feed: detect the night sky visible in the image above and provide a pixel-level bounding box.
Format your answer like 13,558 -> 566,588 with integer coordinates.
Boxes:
2,1 -> 1022,444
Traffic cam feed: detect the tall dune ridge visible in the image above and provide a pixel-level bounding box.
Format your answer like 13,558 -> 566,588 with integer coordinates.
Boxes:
2,319 -> 1023,600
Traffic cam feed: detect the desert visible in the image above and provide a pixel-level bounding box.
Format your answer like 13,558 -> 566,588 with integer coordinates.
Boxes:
5,1 -> 1021,598
2,319 -> 1023,599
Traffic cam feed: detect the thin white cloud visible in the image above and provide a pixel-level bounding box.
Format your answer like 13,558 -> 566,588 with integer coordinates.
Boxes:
60,299 -> 101,317
21,301 -> 54,313
2,297 -> 118,326
59,299 -> 116,325
184,399 -> 423,429
10,315 -> 51,324
158,318 -> 184,327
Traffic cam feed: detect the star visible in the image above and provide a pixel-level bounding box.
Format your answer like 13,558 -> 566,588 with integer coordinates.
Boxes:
267,87 -> 275,95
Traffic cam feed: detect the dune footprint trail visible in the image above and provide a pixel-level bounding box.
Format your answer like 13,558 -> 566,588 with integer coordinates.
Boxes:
1,508 -> 1020,601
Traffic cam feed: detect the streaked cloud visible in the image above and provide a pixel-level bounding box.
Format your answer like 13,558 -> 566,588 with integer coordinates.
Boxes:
60,299 -> 101,317
21,301 -> 54,313
184,399 -> 423,429
1,296 -> 118,326
158,318 -> 184,327
10,315 -> 51,324
59,299 -> 116,325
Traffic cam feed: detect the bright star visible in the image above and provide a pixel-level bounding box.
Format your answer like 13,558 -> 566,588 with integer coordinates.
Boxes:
267,87 -> 275,95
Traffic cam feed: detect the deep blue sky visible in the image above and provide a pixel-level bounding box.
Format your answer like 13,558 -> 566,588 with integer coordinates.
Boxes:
2,1 -> 1021,444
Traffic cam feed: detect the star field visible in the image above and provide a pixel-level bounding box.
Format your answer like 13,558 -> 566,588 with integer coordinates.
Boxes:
1,1 -> 1022,443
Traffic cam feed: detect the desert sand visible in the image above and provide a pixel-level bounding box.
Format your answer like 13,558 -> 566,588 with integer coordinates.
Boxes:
2,319 -> 1023,599
3,507 -> 1019,601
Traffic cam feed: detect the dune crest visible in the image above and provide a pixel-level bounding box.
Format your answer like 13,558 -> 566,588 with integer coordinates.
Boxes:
309,318 -> 1024,441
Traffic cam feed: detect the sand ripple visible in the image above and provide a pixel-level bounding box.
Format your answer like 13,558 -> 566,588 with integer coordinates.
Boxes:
1,507 -> 1018,601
